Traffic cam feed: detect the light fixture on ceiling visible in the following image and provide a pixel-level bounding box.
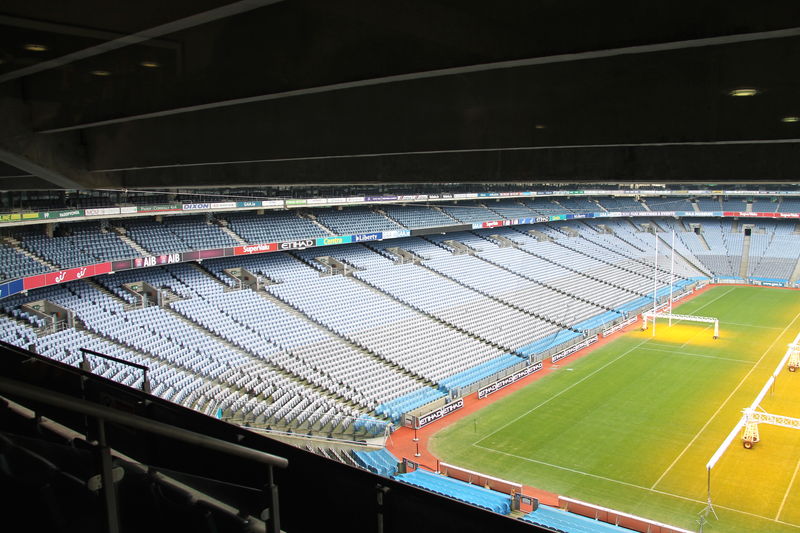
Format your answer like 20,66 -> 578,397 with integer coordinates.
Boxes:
23,43 -> 48,52
534,124 -> 546,130
140,60 -> 160,68
729,88 -> 758,97
90,69 -> 111,77
781,116 -> 799,123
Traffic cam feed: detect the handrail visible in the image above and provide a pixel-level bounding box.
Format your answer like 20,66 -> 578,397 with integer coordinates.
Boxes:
0,376 -> 288,470
80,347 -> 151,393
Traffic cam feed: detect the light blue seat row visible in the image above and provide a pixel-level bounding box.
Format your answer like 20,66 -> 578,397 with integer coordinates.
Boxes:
438,353 -> 525,391
375,387 -> 446,422
394,469 -> 511,515
352,448 -> 399,476
517,330 -> 582,356
522,505 -> 631,532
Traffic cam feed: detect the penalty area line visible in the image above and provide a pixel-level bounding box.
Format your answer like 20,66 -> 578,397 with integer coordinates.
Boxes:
473,443 -> 800,529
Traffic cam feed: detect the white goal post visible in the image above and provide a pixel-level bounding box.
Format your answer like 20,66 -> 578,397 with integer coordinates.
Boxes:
640,311 -> 720,339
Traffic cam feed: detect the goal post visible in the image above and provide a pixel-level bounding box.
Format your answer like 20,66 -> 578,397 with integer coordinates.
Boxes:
641,311 -> 720,339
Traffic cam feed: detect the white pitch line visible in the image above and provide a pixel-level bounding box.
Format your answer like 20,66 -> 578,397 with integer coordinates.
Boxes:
473,338 -> 649,447
473,443 -> 800,529
639,346 -> 752,365
723,321 -> 784,330
777,455 -> 800,520
650,307 -> 800,490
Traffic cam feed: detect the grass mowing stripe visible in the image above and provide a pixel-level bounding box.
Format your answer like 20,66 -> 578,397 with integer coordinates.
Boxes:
472,443 -> 800,529
473,338 -> 649,447
638,346 -> 753,364
777,457 -> 800,521
649,306 -> 800,491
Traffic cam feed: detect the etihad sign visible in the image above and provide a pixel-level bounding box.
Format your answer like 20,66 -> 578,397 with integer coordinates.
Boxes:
280,239 -> 314,250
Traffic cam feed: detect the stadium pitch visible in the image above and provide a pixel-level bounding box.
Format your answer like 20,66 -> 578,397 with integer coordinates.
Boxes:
429,286 -> 800,532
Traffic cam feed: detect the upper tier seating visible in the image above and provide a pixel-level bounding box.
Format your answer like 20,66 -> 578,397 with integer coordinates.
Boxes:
314,206 -> 402,235
382,205 -> 458,228
224,211 -> 331,243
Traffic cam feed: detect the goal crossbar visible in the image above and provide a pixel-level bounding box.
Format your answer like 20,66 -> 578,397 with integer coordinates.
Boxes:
641,312 -> 720,338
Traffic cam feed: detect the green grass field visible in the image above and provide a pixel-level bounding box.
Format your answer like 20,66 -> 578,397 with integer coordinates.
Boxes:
430,286 -> 800,532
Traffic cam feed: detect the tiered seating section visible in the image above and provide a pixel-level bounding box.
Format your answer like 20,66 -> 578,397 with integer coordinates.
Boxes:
4,200 -> 800,433
394,469 -> 511,514
523,505 -> 631,532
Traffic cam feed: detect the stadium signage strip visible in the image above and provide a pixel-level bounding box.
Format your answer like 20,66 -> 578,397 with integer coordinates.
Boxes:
601,316 -> 638,338
416,398 -> 464,428
477,361 -> 543,400
671,289 -> 694,302
551,335 -> 598,363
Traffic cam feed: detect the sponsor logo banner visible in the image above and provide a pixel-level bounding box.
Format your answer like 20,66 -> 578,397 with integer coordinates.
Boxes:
454,193 -> 478,198
481,219 -> 511,228
353,232 -> 381,242
346,196 -> 365,203
279,239 -> 315,250
672,289 -> 694,302
53,210 -> 83,218
183,201 -> 237,211
234,243 -> 278,255
183,249 -> 226,260
137,204 -> 182,212
85,207 -> 121,216
381,229 -> 411,239
0,279 -> 24,298
0,213 -> 28,222
601,316 -> 638,338
478,361 -> 543,399
365,195 -> 398,202
262,200 -> 284,207
552,335 -> 598,363
285,199 -> 307,206
326,197 -> 349,204
133,254 -> 182,268
316,236 -> 352,246
307,198 -> 329,204
416,398 -> 464,428
237,201 -> 262,208
119,206 -> 137,214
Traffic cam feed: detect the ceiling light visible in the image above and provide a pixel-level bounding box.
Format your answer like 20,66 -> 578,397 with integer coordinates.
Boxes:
535,124 -> 546,130
140,60 -> 160,68
729,88 -> 758,97
23,43 -> 48,52
90,69 -> 111,76
781,116 -> 799,123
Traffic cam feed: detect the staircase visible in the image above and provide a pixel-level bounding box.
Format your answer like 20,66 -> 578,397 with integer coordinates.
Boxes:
789,257 -> 800,285
696,231 -> 711,251
374,208 -> 409,229
111,227 -> 152,256
2,236 -> 59,270
738,233 -> 751,278
299,211 -> 336,235
214,220 -> 248,245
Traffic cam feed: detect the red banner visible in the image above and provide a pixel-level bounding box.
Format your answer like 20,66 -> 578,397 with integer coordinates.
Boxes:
234,243 -> 278,255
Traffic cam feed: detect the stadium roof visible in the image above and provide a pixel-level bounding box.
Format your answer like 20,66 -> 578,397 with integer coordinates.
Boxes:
1,1 -> 800,190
